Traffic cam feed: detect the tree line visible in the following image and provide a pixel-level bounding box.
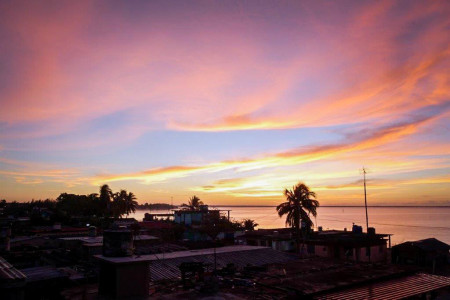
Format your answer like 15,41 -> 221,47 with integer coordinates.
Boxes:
1,184 -> 137,220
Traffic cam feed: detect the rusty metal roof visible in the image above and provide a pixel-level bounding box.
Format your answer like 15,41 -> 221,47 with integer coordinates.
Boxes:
0,256 -> 26,281
148,247 -> 299,281
314,273 -> 450,300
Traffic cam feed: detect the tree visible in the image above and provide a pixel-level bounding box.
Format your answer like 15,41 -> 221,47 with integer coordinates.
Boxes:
111,190 -> 127,218
242,219 -> 258,231
276,182 -> 319,236
124,192 -> 138,216
99,184 -> 113,216
182,195 -> 204,210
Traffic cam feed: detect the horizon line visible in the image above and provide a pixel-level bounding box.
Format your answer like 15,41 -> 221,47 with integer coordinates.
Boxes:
140,205 -> 450,208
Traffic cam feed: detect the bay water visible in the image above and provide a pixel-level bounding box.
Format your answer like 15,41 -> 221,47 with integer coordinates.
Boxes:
131,206 -> 450,246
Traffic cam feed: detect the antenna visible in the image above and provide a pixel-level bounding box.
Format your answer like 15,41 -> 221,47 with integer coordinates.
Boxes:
362,167 -> 369,233
361,167 -> 371,262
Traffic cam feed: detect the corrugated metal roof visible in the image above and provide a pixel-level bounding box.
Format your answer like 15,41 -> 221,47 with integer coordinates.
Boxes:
148,247 -> 299,282
96,245 -> 270,263
59,236 -> 103,243
21,266 -> 68,283
0,256 -> 26,281
393,238 -> 449,251
314,273 -> 450,300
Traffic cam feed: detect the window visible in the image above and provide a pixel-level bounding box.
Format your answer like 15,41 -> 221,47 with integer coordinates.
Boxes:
344,247 -> 353,257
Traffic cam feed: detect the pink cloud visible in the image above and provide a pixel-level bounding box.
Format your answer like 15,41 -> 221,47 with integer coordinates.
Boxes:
1,1 -> 448,141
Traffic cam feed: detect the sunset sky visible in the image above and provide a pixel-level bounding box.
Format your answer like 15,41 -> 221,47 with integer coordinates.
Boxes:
1,1 -> 449,206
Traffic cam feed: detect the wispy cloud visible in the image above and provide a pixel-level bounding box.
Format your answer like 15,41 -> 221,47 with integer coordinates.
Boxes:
92,110 -> 441,186
1,1 -> 449,203
321,175 -> 450,191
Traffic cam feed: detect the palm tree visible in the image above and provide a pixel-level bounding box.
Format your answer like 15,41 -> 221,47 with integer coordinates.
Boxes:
182,195 -> 204,210
242,219 -> 258,231
276,182 -> 319,236
124,192 -> 138,216
99,184 -> 113,217
112,190 -> 128,218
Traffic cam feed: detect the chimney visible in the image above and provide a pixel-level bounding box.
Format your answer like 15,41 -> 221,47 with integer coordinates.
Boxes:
98,229 -> 150,299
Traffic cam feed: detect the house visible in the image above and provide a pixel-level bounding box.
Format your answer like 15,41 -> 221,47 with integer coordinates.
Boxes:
235,228 -> 296,251
95,245 -> 299,298
237,226 -> 391,262
392,238 -> 450,270
173,205 -> 230,226
297,226 -> 391,262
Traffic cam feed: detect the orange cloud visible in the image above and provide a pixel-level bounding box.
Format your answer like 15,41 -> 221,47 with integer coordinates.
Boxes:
320,175 -> 450,191
92,112 -> 438,186
1,1 -> 448,144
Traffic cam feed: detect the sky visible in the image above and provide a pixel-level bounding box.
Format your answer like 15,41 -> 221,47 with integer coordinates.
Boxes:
0,0 -> 449,206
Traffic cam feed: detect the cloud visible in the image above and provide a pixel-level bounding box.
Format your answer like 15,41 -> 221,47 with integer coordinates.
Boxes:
320,175 -> 450,191
92,109 -> 440,186
1,1 -> 449,204
0,1 -> 448,147
0,156 -> 87,187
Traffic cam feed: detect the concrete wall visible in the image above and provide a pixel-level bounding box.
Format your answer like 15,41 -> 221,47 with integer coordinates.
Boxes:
99,261 -> 150,299
272,240 -> 295,252
297,243 -> 387,262
315,245 -> 329,257
357,244 -> 387,262
175,212 -> 203,225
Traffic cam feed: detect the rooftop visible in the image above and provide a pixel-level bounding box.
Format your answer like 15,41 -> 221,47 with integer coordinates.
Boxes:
21,266 -> 68,283
59,236 -> 103,244
95,245 -> 273,264
148,246 -> 299,281
238,228 -> 391,245
314,273 -> 450,300
134,234 -> 159,241
393,238 -> 449,251
259,258 -> 405,295
0,256 -> 26,281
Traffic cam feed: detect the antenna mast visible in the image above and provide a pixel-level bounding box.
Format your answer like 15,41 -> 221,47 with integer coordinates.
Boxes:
363,167 -> 369,232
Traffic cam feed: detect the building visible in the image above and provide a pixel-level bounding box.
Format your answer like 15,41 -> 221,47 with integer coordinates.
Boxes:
235,228 -> 296,251
298,229 -> 391,262
173,205 -> 230,226
392,238 -> 450,270
237,226 -> 391,262
95,245 -> 299,298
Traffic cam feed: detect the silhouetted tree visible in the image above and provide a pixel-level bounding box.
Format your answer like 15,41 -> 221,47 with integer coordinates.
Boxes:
124,192 -> 138,216
242,219 -> 258,231
111,190 -> 126,218
182,195 -> 204,210
99,184 -> 113,217
276,182 -> 319,246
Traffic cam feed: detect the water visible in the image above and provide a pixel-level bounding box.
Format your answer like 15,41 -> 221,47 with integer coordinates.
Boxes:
130,206 -> 450,246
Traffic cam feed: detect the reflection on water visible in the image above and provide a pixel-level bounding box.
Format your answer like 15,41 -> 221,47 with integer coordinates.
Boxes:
130,206 -> 450,246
